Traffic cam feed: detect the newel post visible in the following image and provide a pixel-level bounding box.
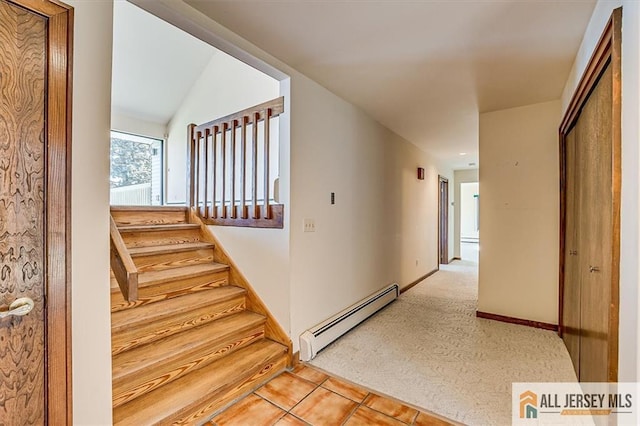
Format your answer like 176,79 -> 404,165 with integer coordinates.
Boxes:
187,123 -> 196,209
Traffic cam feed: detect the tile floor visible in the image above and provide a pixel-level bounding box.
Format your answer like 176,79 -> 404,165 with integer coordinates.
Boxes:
209,364 -> 454,426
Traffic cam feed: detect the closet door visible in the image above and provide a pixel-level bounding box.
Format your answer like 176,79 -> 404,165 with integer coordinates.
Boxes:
560,7 -> 620,383
562,126 -> 581,377
579,65 -> 613,382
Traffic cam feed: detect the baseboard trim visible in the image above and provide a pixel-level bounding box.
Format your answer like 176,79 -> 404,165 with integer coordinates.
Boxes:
476,311 -> 558,331
400,269 -> 438,294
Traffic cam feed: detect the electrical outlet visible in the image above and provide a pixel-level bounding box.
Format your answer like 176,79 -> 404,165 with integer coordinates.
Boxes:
303,218 -> 316,233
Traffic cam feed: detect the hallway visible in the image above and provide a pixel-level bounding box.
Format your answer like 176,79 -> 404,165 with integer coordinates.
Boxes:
311,251 -> 575,425
459,241 -> 479,264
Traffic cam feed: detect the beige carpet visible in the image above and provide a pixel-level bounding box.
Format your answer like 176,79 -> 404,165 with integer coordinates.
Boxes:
310,254 -> 577,425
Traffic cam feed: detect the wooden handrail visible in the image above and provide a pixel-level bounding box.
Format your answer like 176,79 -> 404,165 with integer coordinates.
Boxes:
193,96 -> 284,133
109,215 -> 138,301
187,96 -> 285,228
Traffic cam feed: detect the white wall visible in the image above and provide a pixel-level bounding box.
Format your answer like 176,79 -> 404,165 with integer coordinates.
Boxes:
478,100 -> 561,324
289,74 -> 453,348
165,51 -> 279,204
561,0 -> 640,382
460,182 -> 479,240
453,169 -> 479,258
111,110 -> 166,140
68,0 -> 114,424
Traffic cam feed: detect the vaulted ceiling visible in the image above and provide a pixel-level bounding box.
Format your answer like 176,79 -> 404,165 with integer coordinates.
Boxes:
112,0 -> 214,125
184,0 -> 596,169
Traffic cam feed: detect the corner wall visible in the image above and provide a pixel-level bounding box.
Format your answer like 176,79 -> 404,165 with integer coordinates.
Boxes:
478,100 -> 561,324
561,0 -> 640,382
68,0 -> 114,423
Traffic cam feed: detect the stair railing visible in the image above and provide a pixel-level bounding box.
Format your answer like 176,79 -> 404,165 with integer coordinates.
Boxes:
109,215 -> 138,301
187,97 -> 284,228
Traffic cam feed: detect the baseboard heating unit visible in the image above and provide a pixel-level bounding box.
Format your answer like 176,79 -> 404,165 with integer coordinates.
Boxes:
299,283 -> 399,361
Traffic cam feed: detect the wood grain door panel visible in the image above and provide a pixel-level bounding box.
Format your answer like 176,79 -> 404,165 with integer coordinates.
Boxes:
0,1 -> 47,422
562,128 -> 580,377
579,65 -> 613,383
0,0 -> 73,422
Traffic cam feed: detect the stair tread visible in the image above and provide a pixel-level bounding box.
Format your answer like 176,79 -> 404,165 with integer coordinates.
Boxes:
112,311 -> 266,382
118,223 -> 201,233
113,339 -> 287,425
136,263 -> 229,288
111,285 -> 246,331
128,241 -> 214,257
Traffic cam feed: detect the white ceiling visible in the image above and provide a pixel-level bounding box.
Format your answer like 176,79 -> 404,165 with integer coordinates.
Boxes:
184,0 -> 596,169
111,0 -> 215,125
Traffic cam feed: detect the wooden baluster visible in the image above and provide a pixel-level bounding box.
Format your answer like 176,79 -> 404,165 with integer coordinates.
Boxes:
187,124 -> 196,209
200,131 -> 206,216
251,112 -> 259,219
230,119 -> 237,218
221,122 -> 227,218
212,126 -> 218,218
240,116 -> 248,219
194,130 -> 201,214
188,97 -> 284,226
263,108 -> 272,219
203,128 -> 210,218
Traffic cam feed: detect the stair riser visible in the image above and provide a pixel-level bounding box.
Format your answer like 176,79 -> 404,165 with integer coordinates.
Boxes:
111,210 -> 187,227
121,228 -> 202,249
112,297 -> 246,356
172,355 -> 288,425
111,270 -> 229,313
112,326 -> 266,408
133,248 -> 215,272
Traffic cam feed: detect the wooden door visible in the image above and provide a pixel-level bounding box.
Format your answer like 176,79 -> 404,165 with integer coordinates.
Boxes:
438,176 -> 449,265
0,0 -> 73,423
579,65 -> 613,382
562,126 -> 580,376
559,8 -> 621,383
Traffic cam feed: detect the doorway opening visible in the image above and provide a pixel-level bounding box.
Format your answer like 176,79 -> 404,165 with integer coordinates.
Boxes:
438,176 -> 449,265
460,182 -> 479,262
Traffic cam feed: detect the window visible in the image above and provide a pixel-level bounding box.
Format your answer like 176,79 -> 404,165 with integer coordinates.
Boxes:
110,131 -> 163,206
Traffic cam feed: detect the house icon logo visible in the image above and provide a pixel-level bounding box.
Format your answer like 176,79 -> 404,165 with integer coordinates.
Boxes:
520,390 -> 538,419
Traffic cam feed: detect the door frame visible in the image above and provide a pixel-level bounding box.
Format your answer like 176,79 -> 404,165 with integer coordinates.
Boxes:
6,0 -> 74,422
438,176 -> 449,266
558,7 -> 621,381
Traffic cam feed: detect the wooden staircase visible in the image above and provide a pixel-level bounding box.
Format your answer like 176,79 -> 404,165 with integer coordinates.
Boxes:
109,206 -> 291,425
